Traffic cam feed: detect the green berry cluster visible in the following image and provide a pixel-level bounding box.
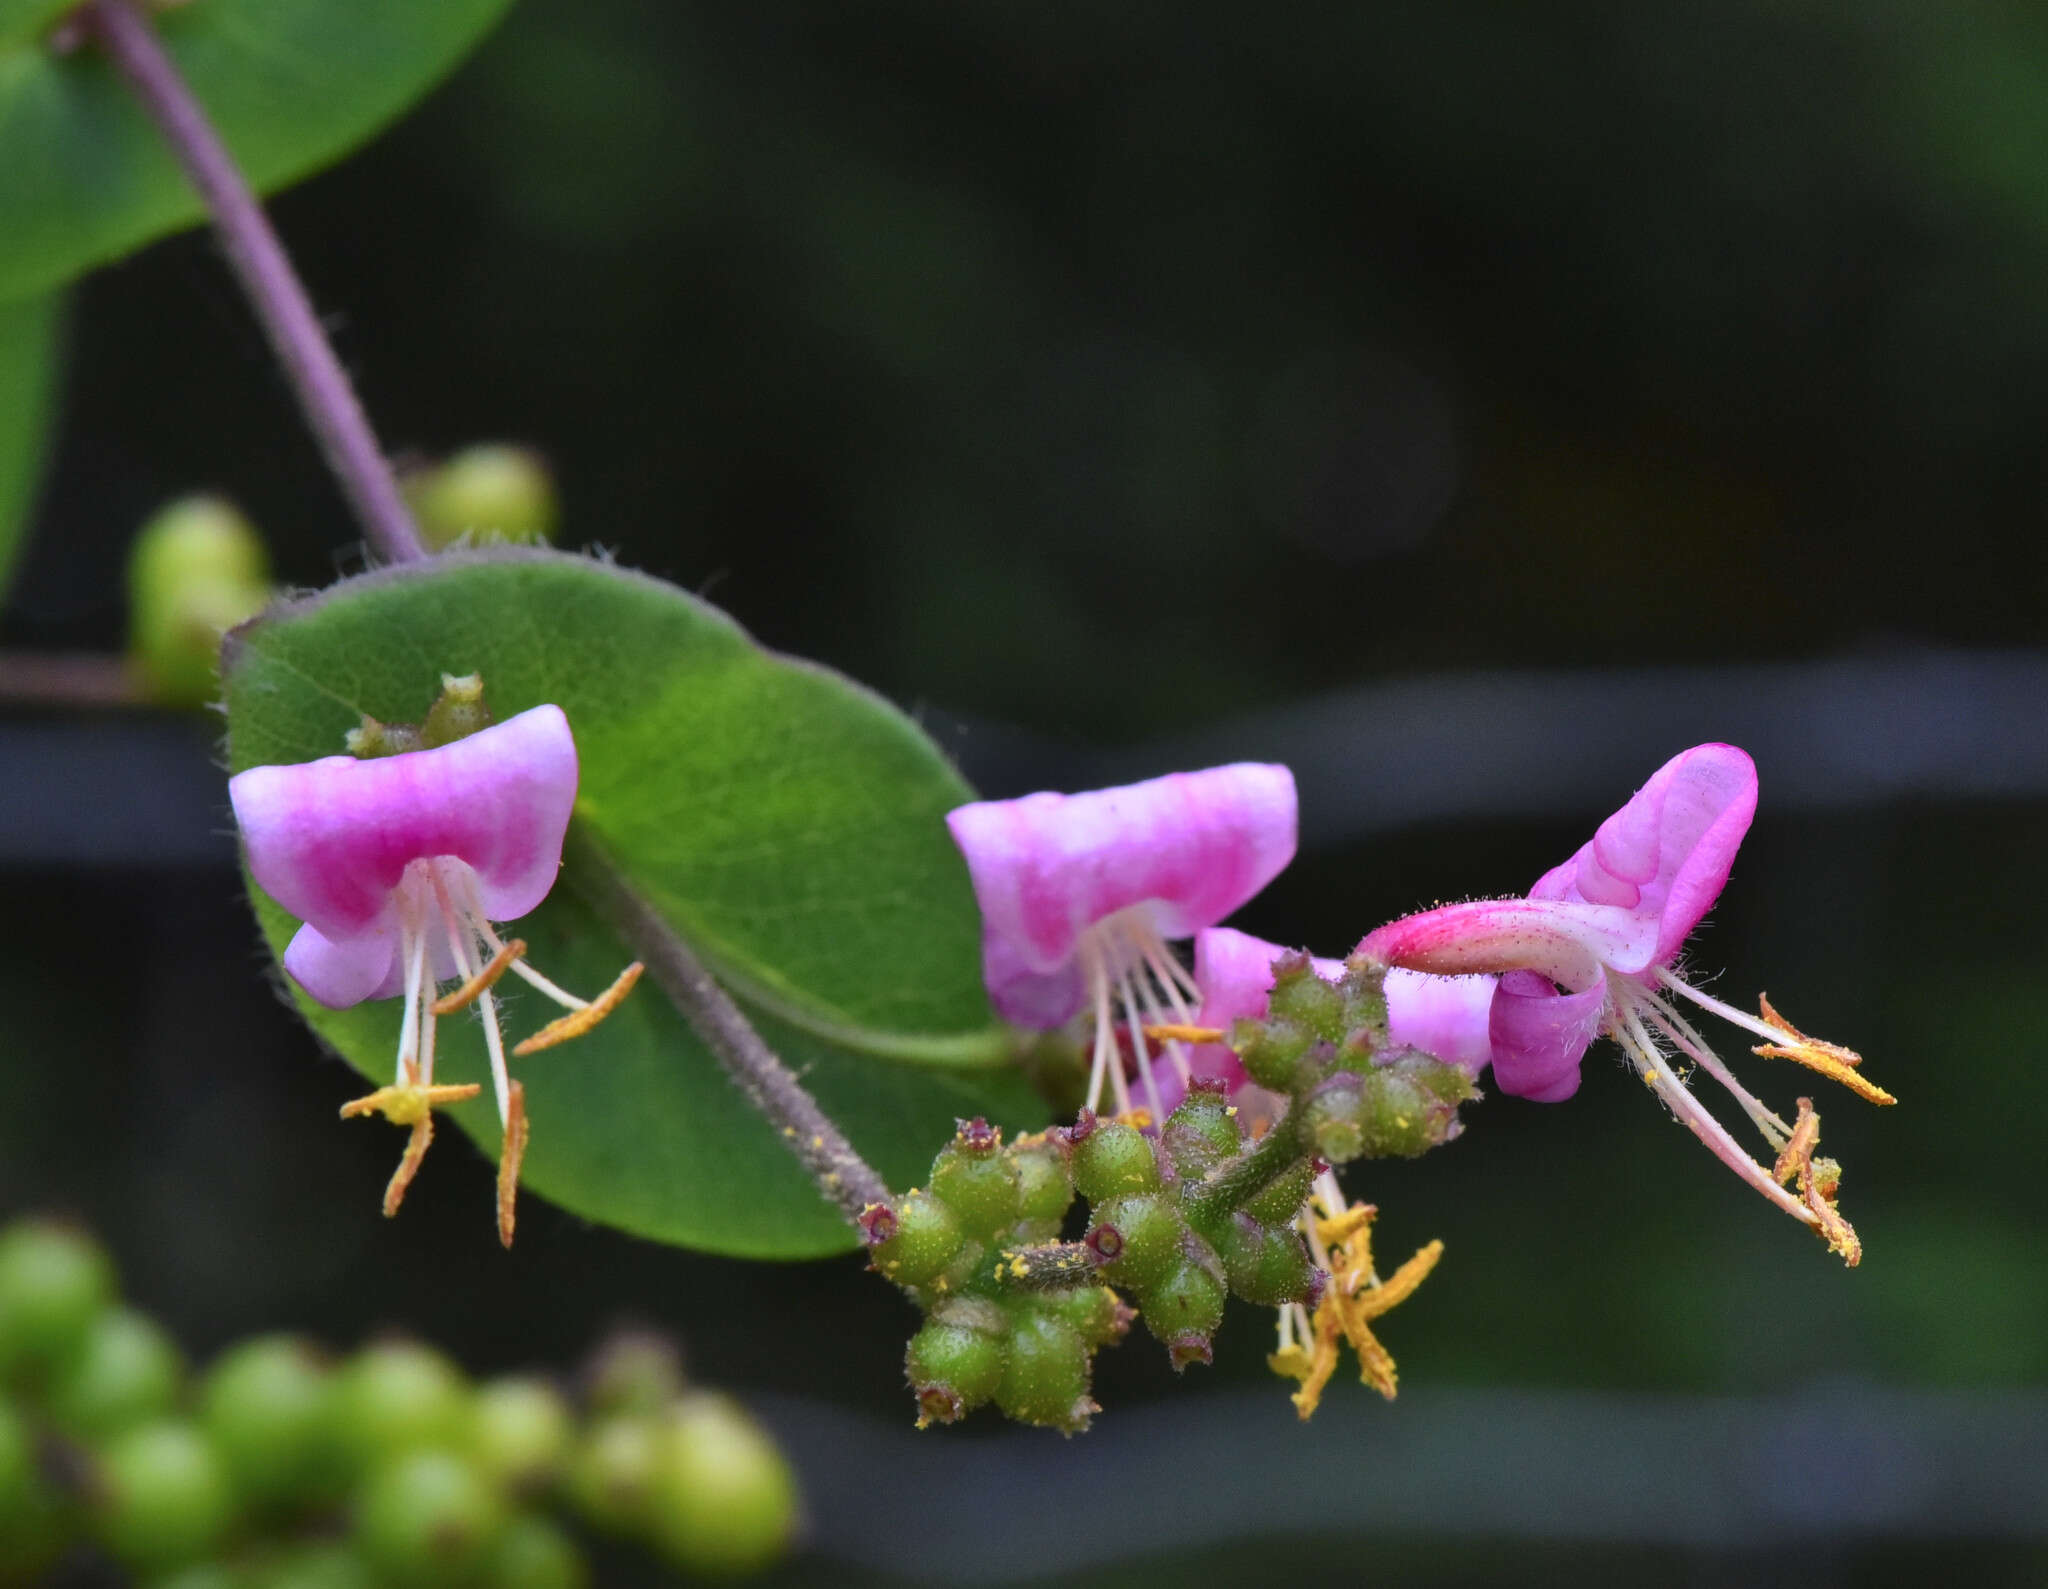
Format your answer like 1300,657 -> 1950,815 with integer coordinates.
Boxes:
1232,952 -> 1478,1161
869,956 -> 1481,1434
0,1218 -> 797,1586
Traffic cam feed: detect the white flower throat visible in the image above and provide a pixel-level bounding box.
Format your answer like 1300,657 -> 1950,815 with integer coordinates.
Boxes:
1073,908 -> 1203,1121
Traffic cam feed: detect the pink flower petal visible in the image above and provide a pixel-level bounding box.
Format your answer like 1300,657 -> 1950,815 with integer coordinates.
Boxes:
283,920 -> 398,1010
1528,743 -> 1756,970
947,764 -> 1297,1027
1386,968 -> 1499,1076
232,704 -> 579,945
1356,896 -> 1650,991
1488,970 -> 1606,1102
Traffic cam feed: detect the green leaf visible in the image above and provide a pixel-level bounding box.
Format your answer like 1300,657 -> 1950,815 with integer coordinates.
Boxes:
0,292 -> 60,597
223,549 -> 1039,1258
0,0 -> 513,302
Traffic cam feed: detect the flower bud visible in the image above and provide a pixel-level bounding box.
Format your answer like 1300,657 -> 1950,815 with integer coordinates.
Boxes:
420,672 -> 493,749
930,1118 -> 1024,1239
125,495 -> 271,707
866,1191 -> 965,1287
404,445 -> 558,550
1139,1255 -> 1227,1370
993,1314 -> 1093,1434
355,1448 -> 508,1587
644,1394 -> 799,1575
46,1305 -> 183,1440
1068,1116 -> 1162,1201
1087,1193 -> 1182,1291
91,1418 -> 238,1572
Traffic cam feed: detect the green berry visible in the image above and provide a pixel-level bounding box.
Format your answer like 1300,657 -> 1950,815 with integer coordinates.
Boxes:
565,1414 -> 660,1536
47,1306 -> 183,1440
644,1394 -> 798,1575
1163,1085 -> 1241,1170
1010,1133 -> 1075,1231
355,1448 -> 507,1587
929,1119 -> 1023,1240
150,1566 -> 248,1589
330,1341 -> 470,1476
0,1220 -> 116,1385
0,1400 -> 66,1586
1139,1257 -> 1227,1370
1265,953 -> 1344,1036
1302,1071 -> 1370,1162
583,1331 -> 683,1419
485,1514 -> 588,1589
865,1191 -> 965,1287
200,1335 -> 338,1509
1216,1214 -> 1315,1307
92,1419 -> 237,1572
470,1377 -> 571,1492
126,496 -> 271,707
1087,1193 -> 1182,1291
248,1542 -> 374,1589
1033,1285 -> 1130,1350
405,445 -> 558,550
1069,1118 -> 1161,1201
905,1304 -> 1005,1425
994,1314 -> 1092,1434
1242,1158 -> 1316,1225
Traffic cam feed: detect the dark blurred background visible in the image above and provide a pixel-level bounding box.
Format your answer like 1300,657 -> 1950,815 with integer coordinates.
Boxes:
5,3 -> 2048,1584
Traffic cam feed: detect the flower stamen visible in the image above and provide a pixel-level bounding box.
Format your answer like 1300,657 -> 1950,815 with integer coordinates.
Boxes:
1751,993 -> 1897,1107
497,1079 -> 530,1249
431,938 -> 527,1016
510,961 -> 646,1056
1772,1097 -> 1861,1265
338,1057 -> 482,1218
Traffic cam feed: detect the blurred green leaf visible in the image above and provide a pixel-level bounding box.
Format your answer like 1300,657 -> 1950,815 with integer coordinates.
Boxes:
0,0 -> 514,301
0,0 -> 71,51
222,549 -> 1037,1258
0,292 -> 60,597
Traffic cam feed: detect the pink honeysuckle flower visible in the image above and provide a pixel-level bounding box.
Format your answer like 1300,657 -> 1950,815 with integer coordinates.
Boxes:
1146,926 -> 1498,1129
946,764 -> 1297,1121
230,696 -> 642,1245
1355,743 -> 1893,1263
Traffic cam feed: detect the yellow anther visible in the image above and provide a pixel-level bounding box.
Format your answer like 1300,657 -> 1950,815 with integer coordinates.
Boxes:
497,1079 -> 530,1249
339,1060 -> 482,1220
512,961 -> 645,1055
431,938 -> 527,1015
1752,994 -> 1896,1107
1771,1096 -> 1863,1266
1141,1023 -> 1226,1045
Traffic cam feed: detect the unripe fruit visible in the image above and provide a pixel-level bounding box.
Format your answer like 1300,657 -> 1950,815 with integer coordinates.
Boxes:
47,1306 -> 183,1440
1010,1135 -> 1075,1232
866,1191 -> 964,1286
1264,953 -> 1343,1035
92,1418 -> 238,1571
1242,1158 -> 1316,1226
0,1400 -> 65,1586
405,445 -> 558,550
1302,1071 -> 1370,1163
906,1312 -> 1004,1424
200,1335 -> 337,1508
1033,1285 -> 1130,1350
930,1120 -> 1023,1239
1162,1083 -> 1241,1175
565,1413 -> 660,1536
1141,1257 -> 1227,1369
583,1331 -> 683,1419
250,1542 -> 375,1589
994,1314 -> 1092,1434
1351,1053 -> 1474,1157
125,496 -> 271,707
486,1514 -> 589,1589
1216,1214 -> 1315,1307
0,1220 -> 116,1384
1069,1118 -> 1161,1201
355,1448 -> 507,1587
0,1399 -> 30,1514
470,1377 -> 571,1492
150,1566 -> 248,1589
330,1341 -> 470,1476
644,1394 -> 798,1575
1087,1193 -> 1182,1291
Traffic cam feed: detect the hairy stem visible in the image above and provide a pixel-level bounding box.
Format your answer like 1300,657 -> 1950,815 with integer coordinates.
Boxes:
83,0 -> 427,565
563,824 -> 894,1224
1184,1104 -> 1307,1223
989,1241 -> 1102,1290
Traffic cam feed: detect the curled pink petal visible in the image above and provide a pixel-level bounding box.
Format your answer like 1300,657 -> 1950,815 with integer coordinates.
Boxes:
283,920 -> 398,1010
232,705 -> 579,946
1528,743 -> 1756,970
1488,970 -> 1606,1102
1356,897 -> 1650,992
947,765 -> 1297,1025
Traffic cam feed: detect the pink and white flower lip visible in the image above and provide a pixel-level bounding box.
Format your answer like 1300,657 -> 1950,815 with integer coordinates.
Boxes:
946,764 -> 1297,1119
1148,927 -> 1497,1124
1356,743 -> 1890,1258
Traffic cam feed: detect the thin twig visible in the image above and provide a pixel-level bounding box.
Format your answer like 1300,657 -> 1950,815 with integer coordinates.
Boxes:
563,824 -> 895,1224
0,653 -> 140,707
82,0 -> 427,565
